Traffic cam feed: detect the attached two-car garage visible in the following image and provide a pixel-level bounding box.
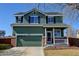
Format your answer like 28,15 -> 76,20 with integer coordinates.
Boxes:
17,35 -> 42,46
13,26 -> 44,46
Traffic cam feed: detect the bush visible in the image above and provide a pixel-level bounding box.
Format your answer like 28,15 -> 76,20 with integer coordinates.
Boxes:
0,44 -> 12,50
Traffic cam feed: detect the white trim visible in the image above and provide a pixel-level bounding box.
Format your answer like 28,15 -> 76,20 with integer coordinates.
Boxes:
45,28 -> 47,45
47,15 -> 63,16
16,34 -> 43,36
53,28 -> 55,45
14,15 -> 24,16
11,24 -> 42,27
67,37 -> 69,46
43,26 -> 68,28
14,14 -> 63,17
30,23 -> 39,24
67,28 -> 69,46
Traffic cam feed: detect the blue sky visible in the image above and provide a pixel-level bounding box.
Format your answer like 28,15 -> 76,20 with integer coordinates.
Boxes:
0,3 -> 79,36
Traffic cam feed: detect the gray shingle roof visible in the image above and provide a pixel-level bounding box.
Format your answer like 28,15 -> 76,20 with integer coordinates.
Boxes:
45,12 -> 63,15
14,8 -> 63,16
14,12 -> 26,15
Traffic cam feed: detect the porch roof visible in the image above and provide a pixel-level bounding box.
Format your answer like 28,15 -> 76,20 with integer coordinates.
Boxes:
11,23 -> 70,28
43,23 -> 70,28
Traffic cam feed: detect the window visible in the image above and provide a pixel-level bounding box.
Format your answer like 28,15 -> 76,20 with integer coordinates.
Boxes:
16,16 -> 23,23
47,16 -> 54,24
54,16 -> 62,23
54,29 -> 61,37
29,16 -> 39,24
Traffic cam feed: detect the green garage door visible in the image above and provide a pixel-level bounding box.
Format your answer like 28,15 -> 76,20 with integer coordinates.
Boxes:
17,36 -> 42,46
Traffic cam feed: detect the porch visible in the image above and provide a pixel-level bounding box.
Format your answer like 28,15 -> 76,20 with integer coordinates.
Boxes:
42,27 -> 69,47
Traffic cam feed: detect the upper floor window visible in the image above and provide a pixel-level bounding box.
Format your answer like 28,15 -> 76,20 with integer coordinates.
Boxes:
16,16 -> 23,23
29,16 -> 40,24
46,16 -> 54,24
54,16 -> 63,23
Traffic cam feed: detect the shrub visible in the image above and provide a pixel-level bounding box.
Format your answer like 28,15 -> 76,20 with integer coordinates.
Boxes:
0,44 -> 12,50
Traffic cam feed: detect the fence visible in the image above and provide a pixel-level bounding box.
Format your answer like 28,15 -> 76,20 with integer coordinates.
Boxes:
0,37 -> 16,47
69,37 -> 79,47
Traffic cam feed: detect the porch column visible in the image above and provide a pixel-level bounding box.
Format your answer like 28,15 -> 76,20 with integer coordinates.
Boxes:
45,28 -> 47,46
53,28 -> 55,45
67,28 -> 69,46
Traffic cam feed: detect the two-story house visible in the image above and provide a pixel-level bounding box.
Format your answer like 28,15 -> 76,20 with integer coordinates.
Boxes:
11,8 -> 69,47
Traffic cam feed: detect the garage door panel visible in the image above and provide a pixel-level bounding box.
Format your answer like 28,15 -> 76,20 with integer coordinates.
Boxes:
17,41 -> 41,46
17,36 -> 41,41
17,36 -> 42,46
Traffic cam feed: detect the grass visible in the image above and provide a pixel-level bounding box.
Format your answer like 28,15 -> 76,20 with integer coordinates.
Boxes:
0,44 -> 12,50
44,47 -> 79,56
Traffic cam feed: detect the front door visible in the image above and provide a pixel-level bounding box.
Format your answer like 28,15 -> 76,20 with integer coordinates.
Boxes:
47,31 -> 53,44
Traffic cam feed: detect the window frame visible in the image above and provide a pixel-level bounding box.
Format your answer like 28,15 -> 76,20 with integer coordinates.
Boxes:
54,16 -> 62,23
16,16 -> 23,23
47,16 -> 54,24
54,29 -> 61,38
29,16 -> 39,24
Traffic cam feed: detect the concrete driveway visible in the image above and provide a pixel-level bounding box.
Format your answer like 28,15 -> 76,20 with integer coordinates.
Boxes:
0,47 -> 44,56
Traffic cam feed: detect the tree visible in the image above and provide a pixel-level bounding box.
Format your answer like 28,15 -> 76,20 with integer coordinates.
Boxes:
37,3 -> 79,37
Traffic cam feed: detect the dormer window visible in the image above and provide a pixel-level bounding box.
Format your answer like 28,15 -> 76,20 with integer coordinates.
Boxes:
29,16 -> 40,24
16,16 -> 23,23
46,16 -> 54,24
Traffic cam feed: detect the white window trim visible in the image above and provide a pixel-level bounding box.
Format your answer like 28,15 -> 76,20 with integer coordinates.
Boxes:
48,16 -> 54,24
30,21 -> 39,24
30,16 -> 39,24
54,29 -> 61,38
16,34 -> 43,36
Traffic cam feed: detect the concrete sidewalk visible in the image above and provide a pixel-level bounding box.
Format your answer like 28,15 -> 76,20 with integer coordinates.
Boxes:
22,47 -> 44,56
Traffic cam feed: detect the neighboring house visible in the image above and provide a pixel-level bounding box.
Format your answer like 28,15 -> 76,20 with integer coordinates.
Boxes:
76,30 -> 79,38
11,8 -> 70,47
0,30 -> 5,37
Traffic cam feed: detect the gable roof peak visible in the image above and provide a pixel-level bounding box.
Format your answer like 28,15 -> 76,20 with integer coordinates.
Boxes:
14,8 -> 63,16
32,8 -> 38,10
31,8 -> 42,12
